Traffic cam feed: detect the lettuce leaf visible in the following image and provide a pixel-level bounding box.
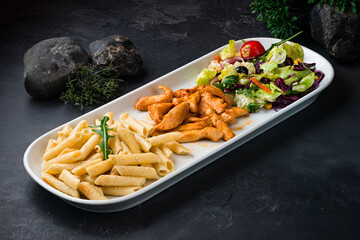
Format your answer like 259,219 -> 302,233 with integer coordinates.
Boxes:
196,68 -> 217,86
265,46 -> 286,64
220,40 -> 237,60
281,42 -> 304,61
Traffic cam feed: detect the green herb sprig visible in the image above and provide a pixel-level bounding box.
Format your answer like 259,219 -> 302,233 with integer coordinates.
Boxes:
89,116 -> 114,160
60,64 -> 123,110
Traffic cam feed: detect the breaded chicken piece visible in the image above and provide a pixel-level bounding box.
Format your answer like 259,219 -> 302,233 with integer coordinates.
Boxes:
156,102 -> 190,131
148,103 -> 173,124
177,127 -> 223,142
202,92 -> 228,114
219,107 -> 249,125
173,121 -> 209,131
135,85 -> 173,111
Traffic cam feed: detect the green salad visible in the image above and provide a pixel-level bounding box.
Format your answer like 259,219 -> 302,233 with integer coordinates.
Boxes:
195,33 -> 325,112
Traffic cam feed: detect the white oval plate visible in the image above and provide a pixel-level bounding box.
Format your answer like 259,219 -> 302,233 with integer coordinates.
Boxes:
24,38 -> 334,212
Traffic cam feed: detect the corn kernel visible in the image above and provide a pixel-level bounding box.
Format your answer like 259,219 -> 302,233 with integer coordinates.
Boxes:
264,103 -> 272,110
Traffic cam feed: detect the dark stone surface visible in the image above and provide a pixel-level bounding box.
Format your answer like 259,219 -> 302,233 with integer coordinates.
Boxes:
24,37 -> 89,99
0,0 -> 359,239
310,3 -> 360,62
89,35 -> 142,76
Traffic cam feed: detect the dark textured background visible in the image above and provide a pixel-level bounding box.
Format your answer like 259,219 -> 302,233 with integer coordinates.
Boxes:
1,0 -> 359,239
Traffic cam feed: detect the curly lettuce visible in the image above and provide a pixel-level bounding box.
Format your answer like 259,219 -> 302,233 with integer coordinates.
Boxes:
220,40 -> 237,60
196,68 -> 217,86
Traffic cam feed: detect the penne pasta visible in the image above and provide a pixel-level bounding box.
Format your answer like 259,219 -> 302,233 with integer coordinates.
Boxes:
165,141 -> 191,155
101,186 -> 141,196
94,175 -> 146,187
78,182 -> 107,200
125,115 -> 147,137
108,133 -> 122,155
134,133 -> 152,152
117,127 -> 141,154
71,158 -> 102,176
80,175 -> 96,184
58,169 -> 80,190
159,145 -> 173,158
139,120 -> 155,136
120,141 -> 132,154
43,132 -> 83,161
45,139 -> 57,153
43,150 -> 83,170
41,172 -> 79,198
44,162 -> 83,175
86,159 -> 114,178
115,165 -> 159,180
147,132 -> 181,146
110,153 -> 160,166
79,133 -> 102,160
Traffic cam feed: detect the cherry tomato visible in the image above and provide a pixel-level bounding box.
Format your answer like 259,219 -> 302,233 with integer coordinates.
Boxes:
240,41 -> 265,58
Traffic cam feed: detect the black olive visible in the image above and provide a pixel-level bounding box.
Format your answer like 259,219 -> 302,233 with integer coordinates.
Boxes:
236,66 -> 248,75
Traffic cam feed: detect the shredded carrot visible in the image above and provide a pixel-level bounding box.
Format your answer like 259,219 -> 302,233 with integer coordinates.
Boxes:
250,77 -> 272,94
214,55 -> 220,61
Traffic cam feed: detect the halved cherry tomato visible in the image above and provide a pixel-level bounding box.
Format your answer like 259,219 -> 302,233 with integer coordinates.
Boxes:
240,41 -> 265,58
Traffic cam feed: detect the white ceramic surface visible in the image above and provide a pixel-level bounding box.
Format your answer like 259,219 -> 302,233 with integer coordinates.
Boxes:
24,38 -> 334,212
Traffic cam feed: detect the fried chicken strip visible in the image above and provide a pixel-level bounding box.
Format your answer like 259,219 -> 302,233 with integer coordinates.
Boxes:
135,85 -> 173,111
148,103 -> 173,124
200,85 -> 231,106
209,113 -> 235,141
202,92 -> 227,114
172,121 -> 209,131
156,102 -> 190,131
177,127 -> 223,142
219,107 -> 249,125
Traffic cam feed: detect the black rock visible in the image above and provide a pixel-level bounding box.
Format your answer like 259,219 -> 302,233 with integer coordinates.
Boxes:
89,35 -> 142,76
24,37 -> 89,99
310,3 -> 360,62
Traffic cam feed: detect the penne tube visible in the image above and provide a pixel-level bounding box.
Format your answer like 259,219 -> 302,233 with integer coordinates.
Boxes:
117,127 -> 141,154
109,133 -> 122,155
72,120 -> 88,133
119,113 -> 130,121
57,125 -> 72,140
78,182 -> 107,200
110,153 -> 160,166
153,163 -> 170,177
79,133 -> 102,160
85,152 -> 103,161
159,145 -> 173,158
151,146 -> 175,175
43,150 -> 83,170
134,133 -> 152,152
115,166 -> 159,180
110,166 -> 120,175
147,132 -> 181,146
71,158 -> 102,176
120,141 -> 132,154
44,162 -> 83,175
80,175 -> 96,184
58,169 -> 80,190
72,128 -> 94,149
58,148 -> 77,156
139,120 -> 155,136
125,115 -> 147,137
103,112 -> 114,125
43,132 -> 83,161
41,172 -> 79,198
101,186 -> 141,196
45,139 -> 57,153
86,159 -> 114,178
94,175 -> 146,187
165,141 -> 191,155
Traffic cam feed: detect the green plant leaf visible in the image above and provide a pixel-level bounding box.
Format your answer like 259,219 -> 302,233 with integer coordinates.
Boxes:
89,116 -> 114,160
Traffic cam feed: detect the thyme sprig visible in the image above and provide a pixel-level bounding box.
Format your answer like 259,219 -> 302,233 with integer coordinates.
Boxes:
60,64 -> 123,110
89,116 -> 113,160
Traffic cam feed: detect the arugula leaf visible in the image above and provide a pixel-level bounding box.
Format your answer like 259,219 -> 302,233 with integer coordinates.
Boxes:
89,116 -> 114,159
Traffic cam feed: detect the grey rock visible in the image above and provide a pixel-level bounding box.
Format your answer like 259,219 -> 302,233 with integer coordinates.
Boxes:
24,37 -> 89,99
89,35 -> 142,76
310,3 -> 360,62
